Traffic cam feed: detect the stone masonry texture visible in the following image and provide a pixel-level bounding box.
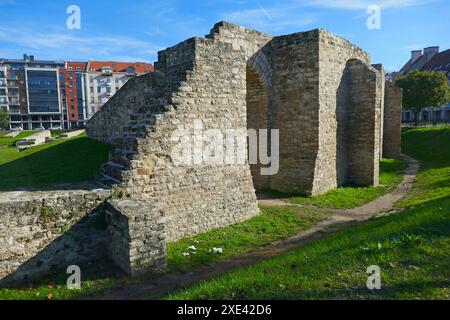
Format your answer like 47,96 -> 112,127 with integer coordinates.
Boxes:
0,189 -> 111,284
84,21 -> 403,276
383,81 -> 403,158
0,22 -> 403,281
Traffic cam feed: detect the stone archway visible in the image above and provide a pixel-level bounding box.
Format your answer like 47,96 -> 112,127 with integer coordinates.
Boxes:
246,50 -> 274,190
246,65 -> 270,189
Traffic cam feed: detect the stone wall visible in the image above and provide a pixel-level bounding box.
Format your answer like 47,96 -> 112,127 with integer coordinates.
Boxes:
383,81 -> 403,158
82,21 -> 401,276
104,199 -> 166,276
346,59 -> 382,186
0,189 -> 111,284
315,30 -> 375,194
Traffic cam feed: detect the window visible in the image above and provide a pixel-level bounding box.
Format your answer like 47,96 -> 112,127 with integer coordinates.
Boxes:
70,106 -> 75,110
97,87 -> 101,93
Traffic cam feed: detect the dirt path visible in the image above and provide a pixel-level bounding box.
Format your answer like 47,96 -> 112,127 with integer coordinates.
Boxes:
91,154 -> 419,300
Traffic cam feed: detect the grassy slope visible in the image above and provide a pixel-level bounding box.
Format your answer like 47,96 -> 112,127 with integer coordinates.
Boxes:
0,131 -> 37,147
167,206 -> 332,271
168,197 -> 450,300
264,158 -> 406,209
0,133 -> 113,190
397,127 -> 450,208
166,127 -> 450,300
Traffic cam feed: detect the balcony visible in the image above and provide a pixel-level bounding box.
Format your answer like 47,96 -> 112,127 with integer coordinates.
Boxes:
8,108 -> 20,114
8,92 -> 19,98
7,83 -> 18,89
8,98 -> 20,106
101,68 -> 113,76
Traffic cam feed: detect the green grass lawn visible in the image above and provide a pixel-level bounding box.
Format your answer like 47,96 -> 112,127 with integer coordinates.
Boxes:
397,127 -> 450,208
165,127 -> 450,300
167,197 -> 450,300
0,131 -> 37,147
167,205 -> 332,271
0,133 -> 113,190
262,158 -> 407,209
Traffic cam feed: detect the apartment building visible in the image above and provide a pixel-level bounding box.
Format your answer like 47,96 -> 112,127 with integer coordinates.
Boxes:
0,66 -> 8,112
59,62 -> 88,129
0,54 -> 65,130
0,54 -> 153,130
85,61 -> 153,117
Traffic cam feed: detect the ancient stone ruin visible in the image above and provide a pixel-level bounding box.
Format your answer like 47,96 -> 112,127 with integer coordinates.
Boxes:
0,22 -> 403,283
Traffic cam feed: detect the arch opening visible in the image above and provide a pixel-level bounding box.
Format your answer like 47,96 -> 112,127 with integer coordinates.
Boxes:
246,65 -> 270,190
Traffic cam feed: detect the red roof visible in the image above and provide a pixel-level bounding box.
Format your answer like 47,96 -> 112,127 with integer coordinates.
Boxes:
87,61 -> 153,74
66,61 -> 87,70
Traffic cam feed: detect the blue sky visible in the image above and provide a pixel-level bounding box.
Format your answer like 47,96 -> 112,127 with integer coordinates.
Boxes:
0,0 -> 448,71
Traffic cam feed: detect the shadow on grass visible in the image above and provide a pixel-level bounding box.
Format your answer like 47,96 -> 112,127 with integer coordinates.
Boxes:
0,137 -> 113,191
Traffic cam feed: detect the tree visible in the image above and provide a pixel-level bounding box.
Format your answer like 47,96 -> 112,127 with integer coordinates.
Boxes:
0,110 -> 9,130
395,70 -> 450,124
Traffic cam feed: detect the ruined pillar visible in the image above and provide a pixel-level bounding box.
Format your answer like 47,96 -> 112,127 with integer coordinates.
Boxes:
346,59 -> 382,186
372,64 -> 385,159
383,81 -> 403,158
104,199 -> 167,276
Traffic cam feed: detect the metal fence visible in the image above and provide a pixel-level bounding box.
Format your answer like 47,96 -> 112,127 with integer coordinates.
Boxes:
402,120 -> 450,128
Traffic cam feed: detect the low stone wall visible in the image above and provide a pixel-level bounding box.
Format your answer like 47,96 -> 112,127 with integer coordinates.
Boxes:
4,131 -> 20,138
60,130 -> 85,139
104,199 -> 167,276
0,188 -> 111,284
16,130 -> 51,148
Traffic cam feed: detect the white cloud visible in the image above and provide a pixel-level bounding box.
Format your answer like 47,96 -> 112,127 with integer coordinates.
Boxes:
0,26 -> 163,62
